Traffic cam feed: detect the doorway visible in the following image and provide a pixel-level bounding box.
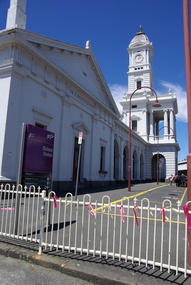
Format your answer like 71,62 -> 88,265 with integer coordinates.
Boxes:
152,154 -> 166,182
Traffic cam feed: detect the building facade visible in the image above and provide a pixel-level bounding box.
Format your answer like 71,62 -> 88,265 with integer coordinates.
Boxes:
0,1 -> 180,194
120,27 -> 180,182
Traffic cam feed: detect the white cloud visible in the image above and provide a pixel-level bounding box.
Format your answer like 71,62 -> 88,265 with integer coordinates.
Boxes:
158,81 -> 187,123
109,82 -> 188,123
108,84 -> 126,112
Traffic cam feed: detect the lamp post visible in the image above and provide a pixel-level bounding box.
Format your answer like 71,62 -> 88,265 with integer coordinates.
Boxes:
128,86 -> 161,192
183,0 -> 191,266
156,126 -> 175,185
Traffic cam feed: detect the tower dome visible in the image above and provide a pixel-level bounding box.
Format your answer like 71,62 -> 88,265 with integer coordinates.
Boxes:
129,26 -> 150,48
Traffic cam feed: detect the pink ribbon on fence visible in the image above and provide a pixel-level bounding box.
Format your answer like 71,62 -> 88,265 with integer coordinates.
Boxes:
0,208 -> 14,210
53,195 -> 59,208
160,207 -> 166,222
120,205 -> 125,223
183,205 -> 191,229
88,203 -> 96,218
133,206 -> 140,226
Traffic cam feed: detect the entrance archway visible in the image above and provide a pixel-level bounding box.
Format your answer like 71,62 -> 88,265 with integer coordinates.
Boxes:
152,154 -> 166,182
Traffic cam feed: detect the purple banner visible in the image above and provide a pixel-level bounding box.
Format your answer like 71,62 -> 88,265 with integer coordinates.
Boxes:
22,124 -> 54,173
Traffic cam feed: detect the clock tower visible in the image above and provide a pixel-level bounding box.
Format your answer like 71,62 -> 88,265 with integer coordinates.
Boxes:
120,27 -> 179,181
120,27 -> 178,144
120,27 -> 157,142
128,26 -> 154,93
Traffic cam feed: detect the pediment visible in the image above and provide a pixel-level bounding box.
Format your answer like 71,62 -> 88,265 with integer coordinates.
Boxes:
39,47 -> 117,112
5,29 -> 119,117
25,34 -> 119,116
72,122 -> 89,134
131,115 -> 141,121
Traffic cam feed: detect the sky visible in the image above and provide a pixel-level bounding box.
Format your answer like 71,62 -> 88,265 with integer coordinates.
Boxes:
0,0 -> 190,162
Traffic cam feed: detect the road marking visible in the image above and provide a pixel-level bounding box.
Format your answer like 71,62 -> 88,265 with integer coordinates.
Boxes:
90,185 -> 187,225
136,199 -> 178,207
94,211 -> 186,225
94,184 -> 167,212
179,187 -> 187,205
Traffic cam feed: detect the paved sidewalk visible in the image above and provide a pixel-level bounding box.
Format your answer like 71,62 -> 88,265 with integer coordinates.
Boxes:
0,238 -> 190,285
0,182 -> 190,285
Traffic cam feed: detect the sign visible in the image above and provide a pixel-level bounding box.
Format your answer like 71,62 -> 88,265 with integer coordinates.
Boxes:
22,124 -> 54,190
78,131 -> 83,144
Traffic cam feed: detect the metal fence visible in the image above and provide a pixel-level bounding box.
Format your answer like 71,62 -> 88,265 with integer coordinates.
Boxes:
0,184 -> 42,242
0,184 -> 191,277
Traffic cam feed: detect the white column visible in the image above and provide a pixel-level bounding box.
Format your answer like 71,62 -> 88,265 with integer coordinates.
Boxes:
146,49 -> 149,63
170,109 -> 174,135
129,53 -> 132,66
149,111 -> 154,136
142,110 -> 147,134
164,110 -> 168,134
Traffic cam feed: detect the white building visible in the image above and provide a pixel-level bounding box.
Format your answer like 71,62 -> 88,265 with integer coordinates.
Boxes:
120,27 -> 180,182
0,1 -> 180,195
178,160 -> 187,176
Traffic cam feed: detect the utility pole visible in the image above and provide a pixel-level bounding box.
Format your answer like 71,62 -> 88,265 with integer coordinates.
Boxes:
183,0 -> 191,266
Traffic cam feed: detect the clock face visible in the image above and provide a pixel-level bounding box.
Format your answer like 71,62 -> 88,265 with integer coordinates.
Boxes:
135,54 -> 143,63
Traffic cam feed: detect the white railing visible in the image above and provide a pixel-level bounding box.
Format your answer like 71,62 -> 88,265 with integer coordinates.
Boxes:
0,183 -> 43,243
43,191 -> 191,277
0,184 -> 191,277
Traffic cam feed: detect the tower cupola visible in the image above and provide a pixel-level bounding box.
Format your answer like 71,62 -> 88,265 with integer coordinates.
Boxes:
129,26 -> 150,48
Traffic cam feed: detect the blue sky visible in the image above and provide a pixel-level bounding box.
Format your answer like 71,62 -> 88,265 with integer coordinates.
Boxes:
0,0 -> 189,162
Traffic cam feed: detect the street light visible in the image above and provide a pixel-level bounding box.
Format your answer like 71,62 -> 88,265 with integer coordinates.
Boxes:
183,0 -> 191,266
156,126 -> 175,185
128,86 -> 161,192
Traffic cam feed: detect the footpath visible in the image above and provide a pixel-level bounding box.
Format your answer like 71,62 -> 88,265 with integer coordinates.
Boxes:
0,182 -> 190,285
0,237 -> 190,285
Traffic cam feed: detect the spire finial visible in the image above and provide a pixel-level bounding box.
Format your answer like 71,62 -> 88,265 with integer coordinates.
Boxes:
85,40 -> 92,49
136,25 -> 145,35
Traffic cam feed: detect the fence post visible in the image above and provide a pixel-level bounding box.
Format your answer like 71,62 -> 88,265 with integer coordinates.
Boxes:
13,184 -> 21,236
38,190 -> 46,255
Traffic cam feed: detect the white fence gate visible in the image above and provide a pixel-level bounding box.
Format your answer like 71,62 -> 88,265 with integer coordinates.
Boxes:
0,184 -> 191,278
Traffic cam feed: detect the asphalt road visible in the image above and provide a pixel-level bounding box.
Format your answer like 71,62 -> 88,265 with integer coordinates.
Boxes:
77,182 -> 188,206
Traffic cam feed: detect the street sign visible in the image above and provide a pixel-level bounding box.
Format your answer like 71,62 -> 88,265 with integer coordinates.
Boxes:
75,131 -> 83,200
22,124 -> 54,191
78,131 -> 83,144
